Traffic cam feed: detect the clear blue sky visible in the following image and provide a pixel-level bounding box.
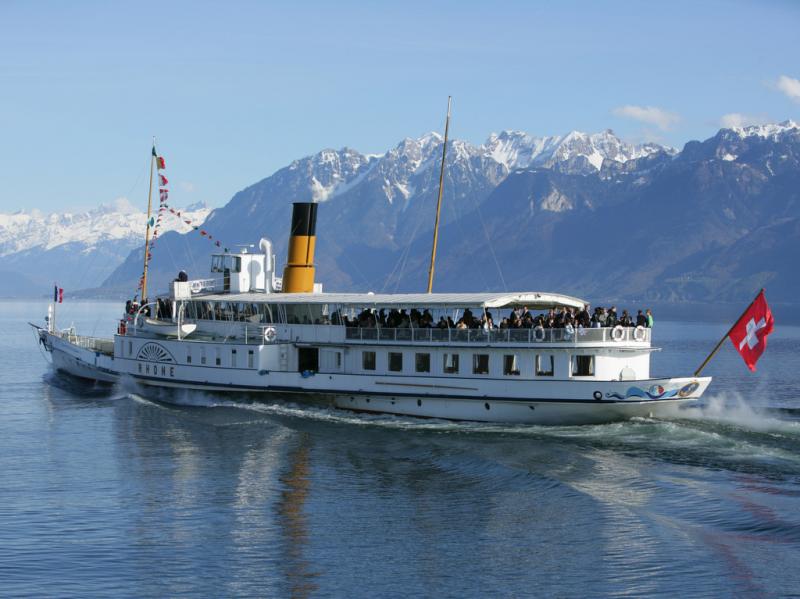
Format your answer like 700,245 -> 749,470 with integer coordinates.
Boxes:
1,0 -> 798,213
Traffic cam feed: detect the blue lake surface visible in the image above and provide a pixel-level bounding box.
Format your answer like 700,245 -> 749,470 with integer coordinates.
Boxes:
1,300 -> 799,598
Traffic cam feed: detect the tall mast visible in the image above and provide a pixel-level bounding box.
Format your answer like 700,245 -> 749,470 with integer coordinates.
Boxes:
141,138 -> 156,302
426,96 -> 452,294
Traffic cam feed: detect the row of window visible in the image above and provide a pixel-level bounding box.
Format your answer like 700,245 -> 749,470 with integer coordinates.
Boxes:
186,347 -> 256,369
361,350 -> 594,377
125,341 -> 257,369
125,340 -> 594,377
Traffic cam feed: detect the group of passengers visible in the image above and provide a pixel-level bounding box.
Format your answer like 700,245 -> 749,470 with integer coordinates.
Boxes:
498,305 -> 655,330
339,305 -> 654,330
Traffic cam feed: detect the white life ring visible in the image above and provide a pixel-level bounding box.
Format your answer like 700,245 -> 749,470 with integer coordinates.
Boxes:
263,326 -> 277,342
633,325 -> 646,341
564,323 -> 575,339
611,325 -> 625,342
533,325 -> 545,341
190,280 -> 203,293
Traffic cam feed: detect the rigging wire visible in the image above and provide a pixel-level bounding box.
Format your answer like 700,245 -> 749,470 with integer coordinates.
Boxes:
380,207 -> 426,293
472,195 -> 508,291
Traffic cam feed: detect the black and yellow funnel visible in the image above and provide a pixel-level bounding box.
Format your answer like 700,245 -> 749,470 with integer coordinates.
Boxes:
282,202 -> 318,293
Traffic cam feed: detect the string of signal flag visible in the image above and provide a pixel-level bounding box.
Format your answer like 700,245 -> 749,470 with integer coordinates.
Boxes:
137,152 -> 229,292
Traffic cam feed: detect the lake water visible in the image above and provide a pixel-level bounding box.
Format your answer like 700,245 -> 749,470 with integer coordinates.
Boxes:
2,301 -> 799,598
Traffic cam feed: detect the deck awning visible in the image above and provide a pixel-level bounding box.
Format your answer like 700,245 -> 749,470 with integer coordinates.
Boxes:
196,291 -> 588,310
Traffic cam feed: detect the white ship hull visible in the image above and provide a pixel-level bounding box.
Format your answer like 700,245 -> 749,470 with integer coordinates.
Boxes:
37,326 -> 709,425
126,372 -> 708,425
36,328 -> 118,384
334,394 -> 697,425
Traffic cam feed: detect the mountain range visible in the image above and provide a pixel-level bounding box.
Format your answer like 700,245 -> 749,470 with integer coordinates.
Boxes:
0,199 -> 209,296
5,122 -> 799,312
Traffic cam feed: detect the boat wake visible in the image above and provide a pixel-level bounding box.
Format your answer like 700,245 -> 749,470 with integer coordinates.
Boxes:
663,391 -> 800,435
117,384 -> 800,478
122,384 -> 799,436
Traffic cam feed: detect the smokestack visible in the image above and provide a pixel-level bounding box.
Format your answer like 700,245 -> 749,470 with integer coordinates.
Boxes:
282,202 -> 318,293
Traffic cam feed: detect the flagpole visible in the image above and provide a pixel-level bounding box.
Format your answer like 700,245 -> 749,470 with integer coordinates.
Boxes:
426,96 -> 452,294
693,288 -> 764,376
141,138 -> 156,303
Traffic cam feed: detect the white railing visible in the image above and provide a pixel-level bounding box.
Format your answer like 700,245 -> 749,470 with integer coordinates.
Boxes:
59,330 -> 115,354
343,326 -> 650,345
137,321 -> 650,346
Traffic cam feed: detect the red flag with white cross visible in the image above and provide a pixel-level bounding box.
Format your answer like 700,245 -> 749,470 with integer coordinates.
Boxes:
728,290 -> 774,371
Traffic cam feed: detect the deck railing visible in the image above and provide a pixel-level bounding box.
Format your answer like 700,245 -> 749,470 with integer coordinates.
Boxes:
60,330 -> 115,354
144,322 -> 650,346
344,326 -> 650,344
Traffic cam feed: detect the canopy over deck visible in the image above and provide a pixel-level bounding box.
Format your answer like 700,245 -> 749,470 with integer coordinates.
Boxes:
197,291 -> 588,310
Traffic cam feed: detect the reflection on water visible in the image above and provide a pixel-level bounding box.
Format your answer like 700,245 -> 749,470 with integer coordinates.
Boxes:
2,302 -> 800,597
277,434 -> 318,599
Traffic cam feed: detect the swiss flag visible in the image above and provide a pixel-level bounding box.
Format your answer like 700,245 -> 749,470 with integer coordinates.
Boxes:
729,290 -> 774,371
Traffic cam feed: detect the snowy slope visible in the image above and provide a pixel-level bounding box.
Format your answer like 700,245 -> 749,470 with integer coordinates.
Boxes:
0,198 -> 210,257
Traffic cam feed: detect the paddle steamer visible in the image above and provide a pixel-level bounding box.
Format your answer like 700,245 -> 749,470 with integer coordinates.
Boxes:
33,107 -> 710,424
34,197 -> 710,425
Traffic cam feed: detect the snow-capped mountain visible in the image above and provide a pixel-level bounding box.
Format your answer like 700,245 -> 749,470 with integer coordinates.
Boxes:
16,122 -> 798,306
103,122 -> 800,307
727,119 -> 799,141
0,197 -> 209,257
0,199 -> 209,296
483,129 -> 671,173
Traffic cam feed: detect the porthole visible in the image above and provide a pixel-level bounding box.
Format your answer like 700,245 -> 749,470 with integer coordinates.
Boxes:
417,399 -> 422,407
485,402 -> 491,410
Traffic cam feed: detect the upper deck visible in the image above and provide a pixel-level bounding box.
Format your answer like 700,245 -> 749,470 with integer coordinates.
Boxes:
147,286 -> 652,348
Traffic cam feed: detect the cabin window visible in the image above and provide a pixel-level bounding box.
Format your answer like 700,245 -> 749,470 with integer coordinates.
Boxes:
187,349 -> 192,364
201,347 -> 207,365
215,348 -> 221,366
388,352 -> 403,372
298,347 -> 319,372
248,350 -> 254,369
415,353 -> 430,373
213,254 -> 242,273
572,355 -> 594,377
536,354 -> 554,377
503,354 -> 520,376
362,351 -> 376,371
231,348 -> 237,368
127,341 -> 132,356
443,353 -> 459,374
472,354 -> 490,375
